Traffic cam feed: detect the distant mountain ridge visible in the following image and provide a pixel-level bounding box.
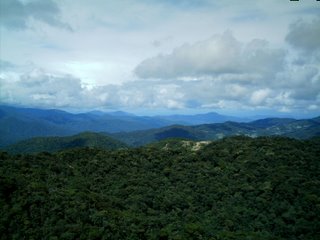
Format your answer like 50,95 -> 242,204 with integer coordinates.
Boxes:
5,132 -> 127,154
112,117 -> 320,146
0,105 -> 168,147
3,115 -> 320,153
0,105 -> 251,147
155,112 -> 249,125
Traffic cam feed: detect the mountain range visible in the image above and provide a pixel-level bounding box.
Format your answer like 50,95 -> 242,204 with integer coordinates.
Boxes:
1,105 -> 320,151
4,132 -> 127,154
2,117 -> 320,154
0,105 -> 248,147
112,116 -> 320,146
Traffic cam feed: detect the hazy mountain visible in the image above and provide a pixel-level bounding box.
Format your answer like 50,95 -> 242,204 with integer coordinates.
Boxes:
2,105 -> 318,148
249,118 -> 297,128
5,132 -> 127,154
155,112 -> 250,125
0,105 -> 170,147
112,117 -> 320,146
107,111 -> 136,117
0,105 -> 249,147
0,106 -> 74,148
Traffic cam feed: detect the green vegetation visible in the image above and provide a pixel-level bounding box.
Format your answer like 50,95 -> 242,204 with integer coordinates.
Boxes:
4,132 -> 128,154
1,136 -> 320,239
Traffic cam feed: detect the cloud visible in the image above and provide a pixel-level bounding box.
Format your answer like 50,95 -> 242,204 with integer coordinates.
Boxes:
1,3 -> 319,116
0,69 -> 87,108
152,36 -> 173,48
0,0 -> 71,30
285,17 -> 320,53
250,89 -> 271,105
92,81 -> 185,109
0,60 -> 16,70
0,68 -> 186,110
134,32 -> 286,79
130,27 -> 320,113
0,63 -> 319,114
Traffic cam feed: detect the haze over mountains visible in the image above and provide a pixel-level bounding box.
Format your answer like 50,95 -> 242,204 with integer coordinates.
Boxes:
1,105 -> 320,152
0,105 -> 247,147
5,132 -> 127,154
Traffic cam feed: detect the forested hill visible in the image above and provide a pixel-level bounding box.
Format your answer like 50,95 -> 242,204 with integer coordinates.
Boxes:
4,132 -> 127,154
1,136 -> 319,239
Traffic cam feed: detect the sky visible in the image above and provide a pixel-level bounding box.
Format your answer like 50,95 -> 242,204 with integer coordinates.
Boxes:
0,0 -> 320,117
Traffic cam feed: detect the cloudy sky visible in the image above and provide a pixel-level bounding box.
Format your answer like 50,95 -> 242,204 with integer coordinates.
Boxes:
0,0 -> 320,116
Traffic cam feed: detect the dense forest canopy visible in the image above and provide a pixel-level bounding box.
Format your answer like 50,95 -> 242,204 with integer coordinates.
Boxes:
1,136 -> 319,239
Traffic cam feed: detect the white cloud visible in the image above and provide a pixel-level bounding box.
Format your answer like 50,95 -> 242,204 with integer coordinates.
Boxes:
308,104 -> 318,110
0,62 -> 319,114
250,89 -> 271,105
0,68 -> 87,108
1,1 -> 320,116
134,32 -> 285,79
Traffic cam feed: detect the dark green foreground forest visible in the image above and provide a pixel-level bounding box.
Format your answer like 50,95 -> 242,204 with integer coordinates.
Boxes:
1,136 -> 320,239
